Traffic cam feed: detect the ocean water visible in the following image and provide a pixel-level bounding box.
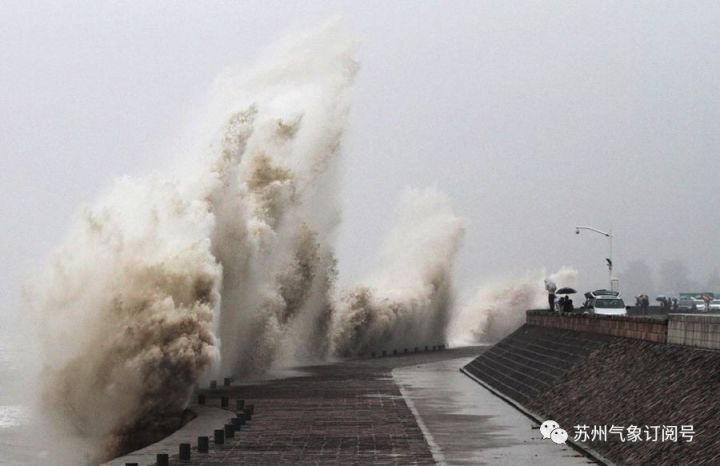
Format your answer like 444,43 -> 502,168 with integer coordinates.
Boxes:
0,330 -> 63,466
0,332 -> 173,466
0,338 -> 33,465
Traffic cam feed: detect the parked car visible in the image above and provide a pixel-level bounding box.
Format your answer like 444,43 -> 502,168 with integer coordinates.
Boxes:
583,289 -> 620,307
590,289 -> 620,298
677,298 -> 698,311
710,299 -> 720,311
698,298 -> 712,312
587,296 -> 627,316
690,298 -> 709,312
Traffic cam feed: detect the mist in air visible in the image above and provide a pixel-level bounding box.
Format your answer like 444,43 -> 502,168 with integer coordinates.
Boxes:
18,22 -> 562,462
2,2 -> 719,464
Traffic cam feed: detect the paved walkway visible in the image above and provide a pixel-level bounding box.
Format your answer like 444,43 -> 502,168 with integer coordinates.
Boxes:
112,347 -> 482,466
394,358 -> 595,465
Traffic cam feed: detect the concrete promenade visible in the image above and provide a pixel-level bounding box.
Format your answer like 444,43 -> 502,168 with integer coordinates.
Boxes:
394,358 -> 593,465
115,347 -> 484,466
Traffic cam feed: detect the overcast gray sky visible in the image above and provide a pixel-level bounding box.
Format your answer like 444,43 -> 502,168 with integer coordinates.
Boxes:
2,0 -> 720,320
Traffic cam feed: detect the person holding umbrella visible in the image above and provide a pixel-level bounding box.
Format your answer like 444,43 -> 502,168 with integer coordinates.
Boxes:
556,287 -> 577,313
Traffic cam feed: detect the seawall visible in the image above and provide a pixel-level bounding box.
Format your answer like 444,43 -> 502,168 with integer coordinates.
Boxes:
526,310 -> 666,343
464,311 -> 720,465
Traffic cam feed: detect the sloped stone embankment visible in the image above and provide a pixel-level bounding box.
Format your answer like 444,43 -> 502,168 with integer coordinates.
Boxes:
464,323 -> 720,465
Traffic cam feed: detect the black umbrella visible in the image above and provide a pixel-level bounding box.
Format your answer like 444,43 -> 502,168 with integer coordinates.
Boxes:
556,287 -> 577,294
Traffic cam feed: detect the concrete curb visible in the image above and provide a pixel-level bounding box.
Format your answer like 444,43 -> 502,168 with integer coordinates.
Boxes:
460,367 -> 616,466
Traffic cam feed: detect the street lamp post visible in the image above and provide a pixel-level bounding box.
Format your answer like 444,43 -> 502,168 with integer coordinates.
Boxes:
575,225 -> 614,290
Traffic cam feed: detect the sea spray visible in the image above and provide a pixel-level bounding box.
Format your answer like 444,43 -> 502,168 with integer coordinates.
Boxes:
31,177 -> 221,460
332,188 -> 465,357
202,21 -> 357,375
26,18 -> 571,462
29,21 -> 357,460
448,266 -> 577,345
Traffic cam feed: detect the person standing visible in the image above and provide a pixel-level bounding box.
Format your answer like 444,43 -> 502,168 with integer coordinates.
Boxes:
545,279 -> 557,312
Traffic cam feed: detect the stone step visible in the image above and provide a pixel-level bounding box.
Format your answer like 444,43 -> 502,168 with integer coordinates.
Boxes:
494,339 -> 578,367
523,326 -> 618,349
513,332 -> 605,353
465,358 -> 533,403
505,329 -> 613,358
521,324 -> 615,346
475,353 -> 559,393
475,351 -> 553,391
464,324 -> 618,406
468,356 -> 547,401
489,344 -> 568,377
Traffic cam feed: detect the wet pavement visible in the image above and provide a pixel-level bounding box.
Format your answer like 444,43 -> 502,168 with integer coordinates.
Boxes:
109,347 -> 597,465
111,347 -> 482,465
393,357 -> 596,465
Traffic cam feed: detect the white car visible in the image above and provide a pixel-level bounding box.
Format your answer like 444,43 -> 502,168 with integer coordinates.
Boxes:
677,299 -> 698,311
695,298 -> 710,312
710,299 -> 720,311
587,296 -> 627,316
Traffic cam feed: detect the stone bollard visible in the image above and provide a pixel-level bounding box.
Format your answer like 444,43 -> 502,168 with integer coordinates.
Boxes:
197,394 -> 206,405
393,349 -> 397,355
424,345 -> 429,351
214,429 -> 225,445
414,347 -> 418,353
198,436 -> 209,453
209,380 -> 217,390
236,399 -> 245,411
221,396 -> 229,408
156,453 -> 169,466
404,348 -> 408,353
179,443 -> 191,460
231,416 -> 245,427
225,423 -> 235,438
224,377 -> 232,386
382,350 -> 387,357
371,351 -> 376,358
